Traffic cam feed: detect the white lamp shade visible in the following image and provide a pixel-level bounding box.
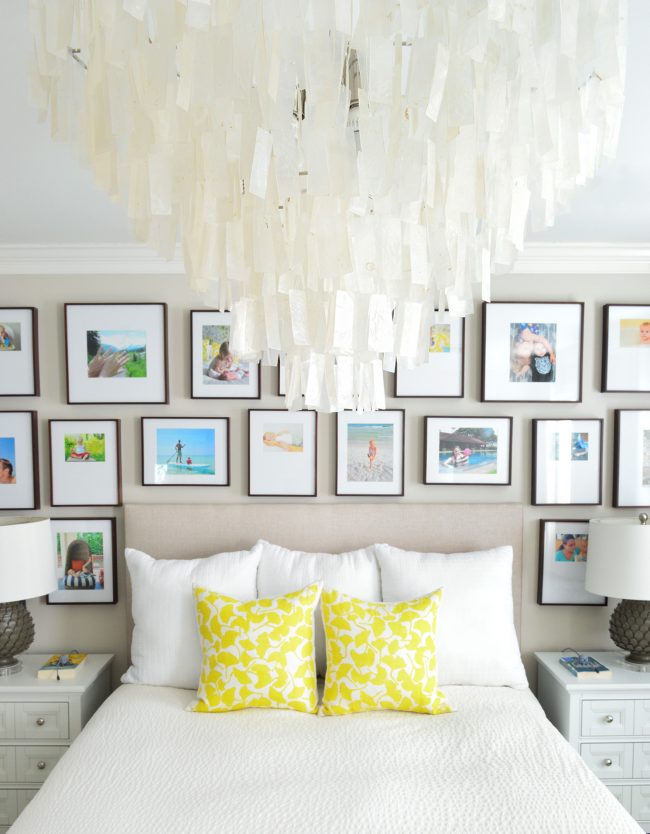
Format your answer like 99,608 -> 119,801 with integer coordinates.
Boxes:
586,517 -> 650,600
0,517 -> 57,603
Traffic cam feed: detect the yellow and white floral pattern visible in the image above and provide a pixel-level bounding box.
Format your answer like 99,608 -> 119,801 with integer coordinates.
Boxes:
191,583 -> 322,714
321,588 -> 452,716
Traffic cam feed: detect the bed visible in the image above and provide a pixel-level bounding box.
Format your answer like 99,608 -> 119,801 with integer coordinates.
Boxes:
9,503 -> 644,834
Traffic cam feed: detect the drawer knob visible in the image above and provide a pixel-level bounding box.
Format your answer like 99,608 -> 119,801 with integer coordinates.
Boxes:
605,715 -> 614,724
604,758 -> 613,767
35,717 -> 45,726
36,761 -> 46,770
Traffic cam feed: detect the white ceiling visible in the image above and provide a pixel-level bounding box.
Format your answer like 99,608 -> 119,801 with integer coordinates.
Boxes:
1,0 -> 649,246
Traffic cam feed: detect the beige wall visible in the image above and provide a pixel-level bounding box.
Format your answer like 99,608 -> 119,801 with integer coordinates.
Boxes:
1,271 -> 646,688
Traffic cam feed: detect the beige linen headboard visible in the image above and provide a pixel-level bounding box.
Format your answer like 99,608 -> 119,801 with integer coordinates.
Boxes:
124,502 -> 523,637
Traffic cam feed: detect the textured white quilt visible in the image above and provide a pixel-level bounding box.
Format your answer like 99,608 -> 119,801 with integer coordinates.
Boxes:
11,684 -> 643,834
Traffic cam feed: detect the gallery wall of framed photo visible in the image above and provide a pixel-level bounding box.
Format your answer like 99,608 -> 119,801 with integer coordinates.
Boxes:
0,271 -> 649,682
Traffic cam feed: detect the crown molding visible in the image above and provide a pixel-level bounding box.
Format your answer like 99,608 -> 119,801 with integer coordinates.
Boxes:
0,241 -> 649,276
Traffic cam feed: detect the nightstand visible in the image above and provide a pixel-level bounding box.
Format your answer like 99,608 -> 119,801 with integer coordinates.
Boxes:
536,651 -> 650,833
0,653 -> 113,832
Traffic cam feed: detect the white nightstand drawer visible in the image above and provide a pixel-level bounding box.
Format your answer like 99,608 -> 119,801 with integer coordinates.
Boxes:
14,702 -> 69,740
635,701 -> 650,736
15,746 -> 67,783
0,749 -> 16,783
0,705 -> 14,740
635,743 -> 650,778
16,788 -> 37,815
581,700 -> 634,736
632,785 -> 650,820
605,784 -> 632,813
0,790 -> 17,827
581,742 -> 633,778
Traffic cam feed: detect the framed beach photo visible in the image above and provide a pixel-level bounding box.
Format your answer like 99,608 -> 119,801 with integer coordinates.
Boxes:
0,411 -> 39,510
602,305 -> 650,392
336,410 -> 405,496
395,314 -> 464,398
0,308 -> 39,396
141,417 -> 230,486
481,302 -> 583,402
424,416 -> 512,485
613,410 -> 650,507
49,419 -> 122,507
537,520 -> 606,606
532,419 -> 603,506
190,310 -> 260,399
248,409 -> 317,496
65,303 -> 168,404
47,518 -> 117,605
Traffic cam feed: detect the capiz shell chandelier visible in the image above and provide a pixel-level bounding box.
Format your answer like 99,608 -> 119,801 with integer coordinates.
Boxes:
29,0 -> 626,411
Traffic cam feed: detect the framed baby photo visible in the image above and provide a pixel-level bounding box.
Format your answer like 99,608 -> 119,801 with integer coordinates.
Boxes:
0,410 -> 39,510
190,310 -> 260,399
248,409 -> 317,497
423,416 -> 512,485
336,410 -> 405,496
49,419 -> 122,507
0,308 -> 39,396
537,520 -> 606,606
65,303 -> 168,404
395,313 -> 464,398
47,518 -> 117,605
602,305 -> 650,392
141,417 -> 230,486
532,418 -> 603,506
481,302 -> 584,402
613,409 -> 650,507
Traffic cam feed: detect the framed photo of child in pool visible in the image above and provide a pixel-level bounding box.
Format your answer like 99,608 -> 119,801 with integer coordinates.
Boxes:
47,518 -> 117,605
0,411 -> 40,510
537,520 -> 606,606
423,416 -> 512,485
190,310 -> 260,399
0,308 -> 39,396
602,305 -> 650,392
395,313 -> 465,398
248,409 -> 317,496
141,417 -> 230,486
532,418 -> 603,506
49,419 -> 122,507
613,409 -> 650,507
65,303 -> 168,404
481,302 -> 584,402
336,410 -> 405,496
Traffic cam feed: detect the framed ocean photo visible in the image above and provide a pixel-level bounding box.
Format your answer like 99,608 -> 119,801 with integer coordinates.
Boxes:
65,303 -> 168,404
336,410 -> 404,496
190,310 -> 260,399
49,419 -> 122,506
423,416 -> 512,485
47,518 -> 118,605
248,409 -> 317,496
0,307 -> 39,396
141,417 -> 230,486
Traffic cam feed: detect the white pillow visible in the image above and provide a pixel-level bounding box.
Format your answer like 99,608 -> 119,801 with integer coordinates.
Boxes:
375,544 -> 528,689
122,543 -> 262,689
256,540 -> 380,677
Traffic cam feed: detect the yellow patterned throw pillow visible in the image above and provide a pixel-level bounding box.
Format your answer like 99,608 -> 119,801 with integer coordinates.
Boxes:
321,588 -> 452,716
191,583 -> 322,714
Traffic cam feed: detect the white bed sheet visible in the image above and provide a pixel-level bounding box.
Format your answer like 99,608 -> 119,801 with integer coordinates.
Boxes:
11,683 -> 643,834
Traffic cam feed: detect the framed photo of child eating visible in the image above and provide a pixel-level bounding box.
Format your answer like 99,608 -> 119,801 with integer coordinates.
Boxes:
602,304 -> 650,392
191,310 -> 260,399
47,518 -> 117,605
481,302 -> 584,402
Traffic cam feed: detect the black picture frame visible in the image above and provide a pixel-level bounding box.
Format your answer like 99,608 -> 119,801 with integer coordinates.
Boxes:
531,418 -> 603,506
248,409 -> 318,497
423,415 -> 512,485
190,310 -> 261,400
0,410 -> 40,510
335,409 -> 405,497
537,519 -> 607,606
47,517 -> 118,605
0,307 -> 40,396
601,304 -> 650,392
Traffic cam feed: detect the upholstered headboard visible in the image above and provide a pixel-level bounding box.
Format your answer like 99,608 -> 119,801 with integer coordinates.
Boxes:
124,502 -> 523,636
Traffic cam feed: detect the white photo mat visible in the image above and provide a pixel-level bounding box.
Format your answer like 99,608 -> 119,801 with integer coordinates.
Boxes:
482,302 -> 583,402
47,518 -> 117,605
336,411 -> 404,496
603,305 -> 650,392
142,417 -> 230,486
424,416 -> 512,485
0,308 -> 38,396
396,314 -> 464,397
191,310 -> 260,399
248,410 -> 317,496
65,303 -> 167,403
532,419 -> 602,506
50,420 -> 121,506
615,410 -> 650,507
538,520 -> 606,606
0,411 -> 38,510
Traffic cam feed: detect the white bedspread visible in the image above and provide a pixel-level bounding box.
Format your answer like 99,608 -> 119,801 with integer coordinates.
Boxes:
11,684 -> 643,834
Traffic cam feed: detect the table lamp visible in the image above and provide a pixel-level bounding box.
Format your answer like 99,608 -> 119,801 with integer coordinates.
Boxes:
586,514 -> 650,665
0,517 -> 57,675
